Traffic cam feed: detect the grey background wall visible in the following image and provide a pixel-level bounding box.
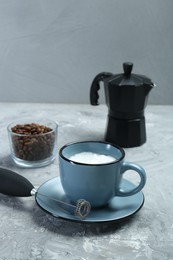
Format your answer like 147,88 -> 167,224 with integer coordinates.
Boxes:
0,0 -> 172,104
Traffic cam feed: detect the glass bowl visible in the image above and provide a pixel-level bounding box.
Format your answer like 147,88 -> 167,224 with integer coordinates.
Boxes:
7,119 -> 58,168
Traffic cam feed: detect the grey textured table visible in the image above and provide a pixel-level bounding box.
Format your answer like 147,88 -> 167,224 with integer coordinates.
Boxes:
0,103 -> 172,260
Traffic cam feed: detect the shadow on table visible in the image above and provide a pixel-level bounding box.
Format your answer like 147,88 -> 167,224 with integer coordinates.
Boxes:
31,205 -> 138,236
0,190 -> 139,237
0,192 -> 137,236
0,193 -> 36,214
0,155 -> 16,168
0,155 -> 140,237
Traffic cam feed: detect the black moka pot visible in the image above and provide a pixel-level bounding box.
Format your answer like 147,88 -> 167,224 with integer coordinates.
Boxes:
90,62 -> 155,147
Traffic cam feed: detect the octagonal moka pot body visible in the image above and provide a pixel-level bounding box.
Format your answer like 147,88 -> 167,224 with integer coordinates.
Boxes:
90,62 -> 155,147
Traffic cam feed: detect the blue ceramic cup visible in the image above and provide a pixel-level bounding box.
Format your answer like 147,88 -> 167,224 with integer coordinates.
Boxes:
59,141 -> 146,208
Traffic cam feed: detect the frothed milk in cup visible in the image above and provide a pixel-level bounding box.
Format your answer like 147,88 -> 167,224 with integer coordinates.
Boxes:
59,141 -> 147,208
69,152 -> 116,164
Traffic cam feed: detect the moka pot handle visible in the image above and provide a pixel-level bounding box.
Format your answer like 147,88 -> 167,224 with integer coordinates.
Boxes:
90,72 -> 113,105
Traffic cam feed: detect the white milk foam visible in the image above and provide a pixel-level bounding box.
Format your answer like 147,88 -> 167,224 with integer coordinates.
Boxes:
69,152 -> 116,164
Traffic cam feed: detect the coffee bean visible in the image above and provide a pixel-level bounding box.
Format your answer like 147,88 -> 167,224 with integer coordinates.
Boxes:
11,123 -> 55,161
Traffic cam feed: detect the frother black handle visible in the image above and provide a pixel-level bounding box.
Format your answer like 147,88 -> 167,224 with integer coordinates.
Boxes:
90,72 -> 113,105
0,168 -> 34,197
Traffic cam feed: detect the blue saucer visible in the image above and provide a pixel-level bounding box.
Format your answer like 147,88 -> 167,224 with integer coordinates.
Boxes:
35,177 -> 144,223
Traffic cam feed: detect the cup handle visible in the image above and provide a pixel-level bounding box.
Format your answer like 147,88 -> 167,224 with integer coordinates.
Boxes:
117,161 -> 147,197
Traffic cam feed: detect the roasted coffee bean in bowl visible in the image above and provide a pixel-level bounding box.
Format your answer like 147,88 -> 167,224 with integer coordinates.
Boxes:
7,119 -> 58,168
